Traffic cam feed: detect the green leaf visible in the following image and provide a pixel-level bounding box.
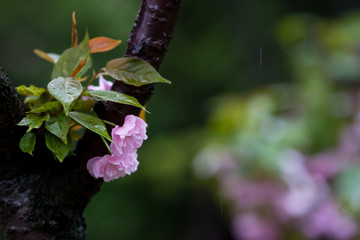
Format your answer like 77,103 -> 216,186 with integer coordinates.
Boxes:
30,101 -> 63,114
25,91 -> 52,105
18,113 -> 50,132
71,108 -> 96,116
19,132 -> 36,156
47,77 -> 83,114
51,31 -> 92,79
45,113 -> 72,144
25,91 -> 53,112
45,131 -> 72,162
72,99 -> 96,111
104,57 -> 171,86
85,90 -> 148,112
24,95 -> 40,105
17,85 -> 46,96
68,111 -> 111,141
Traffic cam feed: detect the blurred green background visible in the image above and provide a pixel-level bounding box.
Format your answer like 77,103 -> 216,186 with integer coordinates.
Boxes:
2,0 -> 360,239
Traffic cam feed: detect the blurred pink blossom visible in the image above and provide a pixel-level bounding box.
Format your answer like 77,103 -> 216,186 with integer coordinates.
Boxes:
220,175 -> 282,209
193,89 -> 360,239
302,200 -> 357,240
233,214 -> 280,240
306,152 -> 341,180
279,150 -> 327,217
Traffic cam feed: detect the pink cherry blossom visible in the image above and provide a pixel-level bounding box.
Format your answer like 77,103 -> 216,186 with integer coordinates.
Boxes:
108,151 -> 139,175
111,115 -> 148,155
86,153 -> 139,182
88,75 -> 113,91
86,155 -> 125,182
86,115 -> 147,182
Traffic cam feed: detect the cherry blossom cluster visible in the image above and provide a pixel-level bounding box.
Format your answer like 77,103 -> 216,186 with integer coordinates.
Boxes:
87,114 -> 147,182
86,77 -> 148,182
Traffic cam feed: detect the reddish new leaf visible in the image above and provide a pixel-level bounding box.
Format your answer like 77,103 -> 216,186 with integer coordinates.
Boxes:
89,37 -> 121,53
70,51 -> 89,77
71,12 -> 78,47
33,49 -> 59,64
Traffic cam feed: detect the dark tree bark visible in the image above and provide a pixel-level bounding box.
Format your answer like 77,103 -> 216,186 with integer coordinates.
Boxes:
0,0 -> 182,239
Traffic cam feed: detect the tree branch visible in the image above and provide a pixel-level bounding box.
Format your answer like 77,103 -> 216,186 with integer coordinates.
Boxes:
96,0 -> 182,125
0,68 -> 25,162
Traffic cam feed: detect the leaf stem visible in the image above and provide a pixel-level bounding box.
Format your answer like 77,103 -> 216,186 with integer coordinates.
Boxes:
84,69 -> 103,90
102,119 -> 117,127
100,136 -> 112,155
71,69 -> 103,111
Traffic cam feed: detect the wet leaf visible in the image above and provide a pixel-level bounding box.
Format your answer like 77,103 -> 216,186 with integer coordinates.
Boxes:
45,131 -> 72,162
24,95 -> 40,105
89,36 -> 121,53
17,85 -> 46,96
85,90 -> 148,112
17,113 -> 50,132
52,32 -> 92,79
45,113 -> 72,144
104,57 -> 171,86
72,99 -> 96,110
25,91 -> 52,110
19,132 -> 36,156
33,49 -> 60,64
29,101 -> 63,114
47,77 -> 83,114
68,111 -> 111,141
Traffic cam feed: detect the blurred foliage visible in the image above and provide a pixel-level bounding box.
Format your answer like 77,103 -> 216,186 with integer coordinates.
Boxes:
194,12 -> 360,240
